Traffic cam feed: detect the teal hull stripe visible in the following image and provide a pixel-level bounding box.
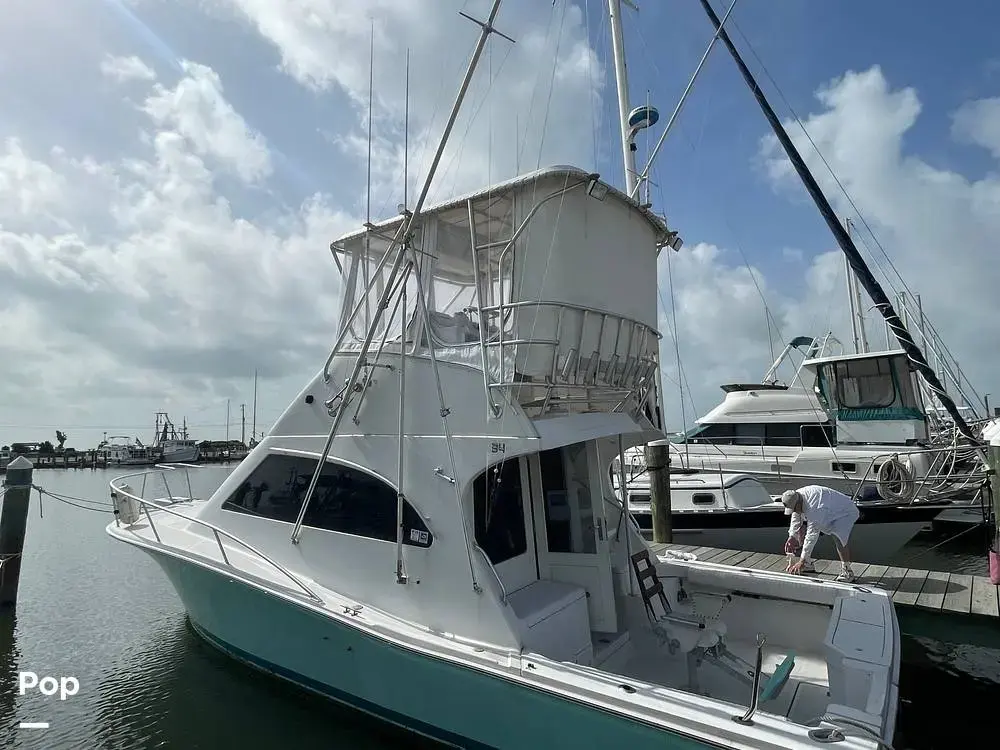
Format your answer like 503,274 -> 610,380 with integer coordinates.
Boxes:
191,619 -> 495,749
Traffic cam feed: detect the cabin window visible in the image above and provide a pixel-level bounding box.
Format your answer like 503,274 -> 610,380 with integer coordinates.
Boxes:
221,454 -> 432,547
689,423 -> 735,444
691,493 -> 716,505
801,423 -> 836,447
473,458 -> 528,566
834,358 -> 896,409
764,423 -> 802,446
732,423 -> 766,446
831,462 -> 857,473
627,493 -> 651,506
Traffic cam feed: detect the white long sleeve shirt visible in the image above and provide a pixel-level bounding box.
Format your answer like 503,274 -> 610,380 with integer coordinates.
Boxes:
788,485 -> 860,560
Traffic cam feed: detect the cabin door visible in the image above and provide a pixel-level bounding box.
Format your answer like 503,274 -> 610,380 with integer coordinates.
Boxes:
530,442 -> 617,633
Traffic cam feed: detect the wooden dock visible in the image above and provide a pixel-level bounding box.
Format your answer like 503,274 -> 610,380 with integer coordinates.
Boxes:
650,542 -> 1000,641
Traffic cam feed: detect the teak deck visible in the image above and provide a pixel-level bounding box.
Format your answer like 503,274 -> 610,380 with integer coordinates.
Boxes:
649,542 -> 1000,619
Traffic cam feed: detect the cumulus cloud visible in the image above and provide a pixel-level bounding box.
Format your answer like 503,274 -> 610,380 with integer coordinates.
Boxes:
209,0 -> 605,203
100,54 -> 157,84
141,61 -> 272,183
0,59 -> 352,443
659,65 -> 999,427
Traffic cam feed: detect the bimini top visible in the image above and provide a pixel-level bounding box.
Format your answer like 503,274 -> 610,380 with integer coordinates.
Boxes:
330,164 -> 673,248
803,349 -> 909,367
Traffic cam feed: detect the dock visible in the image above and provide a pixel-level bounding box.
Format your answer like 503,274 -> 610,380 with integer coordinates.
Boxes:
651,542 -> 1000,648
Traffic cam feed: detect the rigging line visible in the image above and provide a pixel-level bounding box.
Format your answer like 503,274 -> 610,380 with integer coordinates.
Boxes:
699,0 -> 978,453
585,0 -> 598,170
727,20 -> 924,315
434,42 -> 515,196
663,246 -> 687,438
533,0 -> 569,170
651,114 -> 853,480
516,1 -> 558,170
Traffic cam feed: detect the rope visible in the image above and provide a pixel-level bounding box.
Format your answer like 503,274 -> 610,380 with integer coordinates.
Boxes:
31,485 -> 113,514
893,520 -> 988,570
874,457 -> 916,503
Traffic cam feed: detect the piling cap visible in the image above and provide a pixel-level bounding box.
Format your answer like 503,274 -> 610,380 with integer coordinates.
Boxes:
6,456 -> 32,470
780,490 -> 800,515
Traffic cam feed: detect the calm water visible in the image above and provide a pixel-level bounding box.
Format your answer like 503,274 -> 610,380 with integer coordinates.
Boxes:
1,468 -> 997,749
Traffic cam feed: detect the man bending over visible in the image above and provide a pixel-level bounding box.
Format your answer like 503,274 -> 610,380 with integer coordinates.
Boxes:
781,485 -> 860,583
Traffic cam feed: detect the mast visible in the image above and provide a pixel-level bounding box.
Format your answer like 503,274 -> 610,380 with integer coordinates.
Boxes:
251,368 -> 257,440
697,0 -> 980,446
608,0 -> 638,194
844,254 -> 861,354
846,218 -> 870,352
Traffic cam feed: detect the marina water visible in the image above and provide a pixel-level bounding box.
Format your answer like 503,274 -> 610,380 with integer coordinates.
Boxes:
1,468 -> 996,749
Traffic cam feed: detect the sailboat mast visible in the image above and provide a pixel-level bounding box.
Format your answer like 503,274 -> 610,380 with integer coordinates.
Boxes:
846,218 -> 870,352
252,368 -> 257,441
608,0 -> 638,195
697,0 -> 980,446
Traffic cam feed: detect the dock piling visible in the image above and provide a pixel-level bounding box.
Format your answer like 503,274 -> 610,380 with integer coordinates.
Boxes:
645,442 -> 672,543
0,456 -> 33,609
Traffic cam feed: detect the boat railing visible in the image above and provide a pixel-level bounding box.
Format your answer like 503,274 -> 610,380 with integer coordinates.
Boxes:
474,544 -> 508,605
478,299 -> 660,417
108,464 -> 323,603
848,443 -> 987,505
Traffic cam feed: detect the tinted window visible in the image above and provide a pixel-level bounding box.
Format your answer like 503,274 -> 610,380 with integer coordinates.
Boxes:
690,423 -> 735,443
801,423 -> 836,447
222,454 -> 432,547
473,458 -> 527,565
765,423 -> 803,446
732,423 -> 765,446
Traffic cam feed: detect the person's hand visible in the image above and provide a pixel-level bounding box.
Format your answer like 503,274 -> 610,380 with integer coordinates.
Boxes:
784,536 -> 801,555
786,559 -> 805,575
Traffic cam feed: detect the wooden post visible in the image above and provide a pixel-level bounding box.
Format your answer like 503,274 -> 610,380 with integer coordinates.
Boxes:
644,441 -> 672,543
0,456 -> 33,609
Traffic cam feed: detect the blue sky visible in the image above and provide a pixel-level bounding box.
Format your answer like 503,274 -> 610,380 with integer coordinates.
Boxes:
1,0 -> 998,446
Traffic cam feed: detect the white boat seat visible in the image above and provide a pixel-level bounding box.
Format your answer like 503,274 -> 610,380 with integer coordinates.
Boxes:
507,580 -> 593,664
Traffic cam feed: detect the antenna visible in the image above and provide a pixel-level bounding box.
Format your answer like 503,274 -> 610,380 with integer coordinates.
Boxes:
366,20 -> 374,226
404,48 -> 410,213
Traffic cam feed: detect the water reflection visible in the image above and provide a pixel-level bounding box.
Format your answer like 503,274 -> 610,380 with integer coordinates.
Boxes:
89,616 -> 440,750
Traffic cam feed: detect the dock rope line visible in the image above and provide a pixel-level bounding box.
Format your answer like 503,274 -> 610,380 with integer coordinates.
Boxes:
30,485 -> 113,514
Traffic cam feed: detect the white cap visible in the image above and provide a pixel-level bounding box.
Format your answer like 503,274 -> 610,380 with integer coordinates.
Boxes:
781,490 -> 800,515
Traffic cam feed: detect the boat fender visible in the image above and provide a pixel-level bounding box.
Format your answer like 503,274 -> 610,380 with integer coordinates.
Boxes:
111,483 -> 141,525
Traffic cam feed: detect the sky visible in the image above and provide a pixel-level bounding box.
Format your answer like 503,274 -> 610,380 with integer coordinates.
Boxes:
1,0 -> 999,449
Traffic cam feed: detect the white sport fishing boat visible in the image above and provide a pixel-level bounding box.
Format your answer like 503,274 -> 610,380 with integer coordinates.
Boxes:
107,3 -> 899,748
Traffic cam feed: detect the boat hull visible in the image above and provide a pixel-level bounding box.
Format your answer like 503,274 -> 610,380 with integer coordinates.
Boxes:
161,446 -> 200,463
147,550 -> 712,750
632,505 -> 941,564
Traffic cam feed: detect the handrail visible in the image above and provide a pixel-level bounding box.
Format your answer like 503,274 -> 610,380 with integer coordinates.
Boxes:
848,443 -> 987,504
479,299 -> 662,340
474,544 -> 507,605
109,467 -> 323,603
